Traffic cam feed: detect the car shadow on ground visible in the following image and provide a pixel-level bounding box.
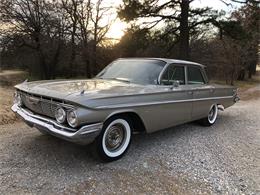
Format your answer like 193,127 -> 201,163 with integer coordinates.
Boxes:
9,113 -> 232,170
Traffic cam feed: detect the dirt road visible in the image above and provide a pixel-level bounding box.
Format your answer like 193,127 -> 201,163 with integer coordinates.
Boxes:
0,87 -> 259,194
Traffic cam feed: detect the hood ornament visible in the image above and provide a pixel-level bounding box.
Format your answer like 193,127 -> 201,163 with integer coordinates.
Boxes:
23,79 -> 28,83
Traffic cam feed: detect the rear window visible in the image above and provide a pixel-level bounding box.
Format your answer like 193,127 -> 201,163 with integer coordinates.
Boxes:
161,65 -> 185,85
187,66 -> 205,84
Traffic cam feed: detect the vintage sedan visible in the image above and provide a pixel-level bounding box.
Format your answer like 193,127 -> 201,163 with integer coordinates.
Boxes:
12,58 -> 239,161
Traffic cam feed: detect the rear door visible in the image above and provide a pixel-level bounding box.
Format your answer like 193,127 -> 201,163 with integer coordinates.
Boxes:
187,65 -> 213,120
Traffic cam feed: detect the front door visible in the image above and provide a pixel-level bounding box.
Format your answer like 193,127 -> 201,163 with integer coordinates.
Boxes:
157,64 -> 193,128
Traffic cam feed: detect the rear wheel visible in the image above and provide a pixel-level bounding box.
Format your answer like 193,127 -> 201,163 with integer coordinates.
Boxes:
199,104 -> 218,126
94,116 -> 132,162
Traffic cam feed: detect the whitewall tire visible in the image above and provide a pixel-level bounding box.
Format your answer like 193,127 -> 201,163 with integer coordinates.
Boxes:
95,116 -> 132,161
200,104 -> 218,126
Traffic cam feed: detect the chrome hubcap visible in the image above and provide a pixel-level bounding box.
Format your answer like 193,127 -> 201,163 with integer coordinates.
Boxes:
105,124 -> 125,152
208,105 -> 217,123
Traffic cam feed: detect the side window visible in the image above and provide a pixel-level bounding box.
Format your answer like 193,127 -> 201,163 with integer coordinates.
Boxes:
187,66 -> 205,84
161,65 -> 185,85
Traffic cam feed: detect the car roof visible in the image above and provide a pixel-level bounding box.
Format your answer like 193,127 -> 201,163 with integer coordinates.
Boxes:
118,57 -> 205,68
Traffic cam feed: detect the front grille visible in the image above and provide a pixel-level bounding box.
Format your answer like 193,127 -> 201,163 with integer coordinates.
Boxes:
19,91 -> 69,118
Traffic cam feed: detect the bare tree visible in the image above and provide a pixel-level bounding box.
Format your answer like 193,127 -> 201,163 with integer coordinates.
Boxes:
118,0 -> 217,60
0,0 -> 65,79
77,0 -> 92,77
75,0 -> 112,77
90,0 -> 113,75
61,0 -> 81,77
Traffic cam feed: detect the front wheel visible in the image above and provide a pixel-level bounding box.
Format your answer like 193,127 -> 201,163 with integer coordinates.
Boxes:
94,117 -> 132,162
199,104 -> 218,126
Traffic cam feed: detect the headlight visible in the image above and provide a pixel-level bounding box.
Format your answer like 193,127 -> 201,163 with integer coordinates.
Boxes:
67,110 -> 78,127
14,91 -> 22,106
55,107 -> 66,123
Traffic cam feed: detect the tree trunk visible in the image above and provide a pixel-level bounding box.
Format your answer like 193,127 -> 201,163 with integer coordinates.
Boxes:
50,42 -> 61,79
69,23 -> 77,78
248,63 -> 256,79
83,45 -> 92,78
92,18 -> 98,76
38,50 -> 48,79
92,44 -> 97,76
248,68 -> 252,79
237,69 -> 246,80
34,34 -> 49,79
85,59 -> 92,78
179,0 -> 189,60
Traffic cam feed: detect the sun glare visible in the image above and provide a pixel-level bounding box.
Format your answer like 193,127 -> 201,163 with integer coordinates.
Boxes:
106,19 -> 127,40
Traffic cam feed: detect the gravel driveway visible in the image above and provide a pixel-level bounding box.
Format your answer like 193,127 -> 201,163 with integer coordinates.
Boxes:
0,94 -> 259,194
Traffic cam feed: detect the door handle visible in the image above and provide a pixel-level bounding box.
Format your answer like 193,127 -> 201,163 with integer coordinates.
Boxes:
210,88 -> 215,93
187,91 -> 193,95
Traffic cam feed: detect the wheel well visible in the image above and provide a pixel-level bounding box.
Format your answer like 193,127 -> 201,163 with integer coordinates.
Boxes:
217,104 -> 225,111
106,112 -> 146,133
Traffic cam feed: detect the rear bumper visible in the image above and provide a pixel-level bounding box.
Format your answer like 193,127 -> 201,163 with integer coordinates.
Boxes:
11,104 -> 103,145
234,95 -> 240,102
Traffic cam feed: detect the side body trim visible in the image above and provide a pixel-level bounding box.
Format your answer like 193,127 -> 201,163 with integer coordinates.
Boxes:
96,96 -> 234,109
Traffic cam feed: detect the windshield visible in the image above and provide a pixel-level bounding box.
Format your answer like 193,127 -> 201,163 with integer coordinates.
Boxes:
96,59 -> 166,85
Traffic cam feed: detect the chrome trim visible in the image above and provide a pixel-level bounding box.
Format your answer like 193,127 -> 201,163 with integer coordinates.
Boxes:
184,65 -> 188,84
55,107 -> 67,124
96,96 -> 234,109
217,105 -> 225,111
186,66 -> 207,84
158,63 -> 208,85
12,104 -> 103,145
67,109 -> 78,128
27,96 -> 40,105
201,67 -> 209,84
159,63 -> 187,85
15,105 -> 76,132
18,90 -> 75,109
234,96 -> 240,102
158,62 -> 171,85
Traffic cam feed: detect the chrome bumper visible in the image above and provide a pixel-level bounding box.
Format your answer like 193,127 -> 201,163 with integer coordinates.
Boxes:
234,96 -> 240,102
11,104 -> 103,145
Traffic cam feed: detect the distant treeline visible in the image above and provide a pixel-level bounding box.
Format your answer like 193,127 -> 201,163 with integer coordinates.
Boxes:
0,0 -> 259,85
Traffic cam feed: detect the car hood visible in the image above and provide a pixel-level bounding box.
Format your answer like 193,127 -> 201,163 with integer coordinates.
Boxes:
15,79 -> 168,108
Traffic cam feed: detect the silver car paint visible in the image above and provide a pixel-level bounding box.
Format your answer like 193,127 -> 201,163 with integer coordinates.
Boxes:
15,81 -> 236,133
13,58 -> 237,139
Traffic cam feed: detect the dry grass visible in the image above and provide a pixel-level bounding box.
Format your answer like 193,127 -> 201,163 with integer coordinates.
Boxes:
0,86 -> 19,125
0,70 -> 28,86
211,76 -> 260,90
211,69 -> 260,100
0,70 -> 28,125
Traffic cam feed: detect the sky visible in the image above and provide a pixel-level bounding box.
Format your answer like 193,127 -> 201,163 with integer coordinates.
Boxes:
105,0 -> 242,40
191,0 -> 241,11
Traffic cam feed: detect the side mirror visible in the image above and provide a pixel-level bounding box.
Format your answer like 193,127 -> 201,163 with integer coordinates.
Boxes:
170,80 -> 180,89
173,80 -> 180,87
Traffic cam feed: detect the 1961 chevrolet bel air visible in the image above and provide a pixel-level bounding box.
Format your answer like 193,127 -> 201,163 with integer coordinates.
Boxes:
12,58 -> 239,161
